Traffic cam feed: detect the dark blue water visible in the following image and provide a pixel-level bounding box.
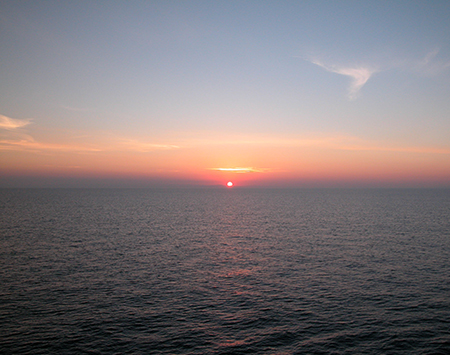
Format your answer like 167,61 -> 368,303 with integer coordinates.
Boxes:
1,188 -> 450,354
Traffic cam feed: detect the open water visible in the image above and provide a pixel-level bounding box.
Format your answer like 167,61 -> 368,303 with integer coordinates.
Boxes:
1,188 -> 450,354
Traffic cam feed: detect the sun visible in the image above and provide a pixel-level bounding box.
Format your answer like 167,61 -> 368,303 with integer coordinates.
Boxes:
226,181 -> 234,187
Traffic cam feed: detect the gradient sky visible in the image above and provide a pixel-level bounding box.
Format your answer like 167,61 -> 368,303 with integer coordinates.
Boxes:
1,0 -> 450,187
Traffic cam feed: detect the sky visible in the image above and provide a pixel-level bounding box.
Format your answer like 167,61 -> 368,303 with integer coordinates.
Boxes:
1,0 -> 450,188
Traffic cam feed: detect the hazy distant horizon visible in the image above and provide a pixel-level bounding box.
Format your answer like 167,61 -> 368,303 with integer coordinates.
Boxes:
1,175 -> 449,189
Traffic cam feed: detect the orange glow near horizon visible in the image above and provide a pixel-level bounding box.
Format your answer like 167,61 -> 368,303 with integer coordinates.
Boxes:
226,181 -> 234,187
1,129 -> 450,188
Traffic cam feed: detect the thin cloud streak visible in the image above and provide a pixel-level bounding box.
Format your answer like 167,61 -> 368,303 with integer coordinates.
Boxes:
0,133 -> 180,153
310,60 -> 377,99
0,139 -> 102,152
339,144 -> 450,155
3,127 -> 447,157
118,139 -> 179,152
413,48 -> 450,76
0,115 -> 32,130
60,105 -> 95,112
208,167 -> 272,173
180,132 -> 450,156
181,132 -> 352,148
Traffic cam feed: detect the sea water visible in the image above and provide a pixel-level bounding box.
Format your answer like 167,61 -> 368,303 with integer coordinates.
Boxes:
1,188 -> 449,354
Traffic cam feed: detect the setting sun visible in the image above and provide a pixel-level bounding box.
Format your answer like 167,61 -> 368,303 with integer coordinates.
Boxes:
226,181 -> 234,187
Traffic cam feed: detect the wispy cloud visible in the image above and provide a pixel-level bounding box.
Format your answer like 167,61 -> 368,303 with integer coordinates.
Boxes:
185,132 -> 354,149
118,139 -> 179,152
208,167 -> 272,173
412,48 -> 450,76
60,105 -> 96,112
310,60 -> 377,99
0,138 -> 102,152
304,48 -> 450,100
338,143 -> 450,155
201,132 -> 450,156
0,115 -> 32,130
0,132 -> 180,154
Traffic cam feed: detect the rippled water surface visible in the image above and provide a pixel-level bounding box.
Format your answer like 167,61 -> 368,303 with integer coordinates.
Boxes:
1,188 -> 450,354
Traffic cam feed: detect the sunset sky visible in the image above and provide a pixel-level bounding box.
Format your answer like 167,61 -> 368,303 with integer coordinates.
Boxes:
1,0 -> 450,187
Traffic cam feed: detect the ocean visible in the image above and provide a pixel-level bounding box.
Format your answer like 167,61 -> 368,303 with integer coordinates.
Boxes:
1,188 -> 449,354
